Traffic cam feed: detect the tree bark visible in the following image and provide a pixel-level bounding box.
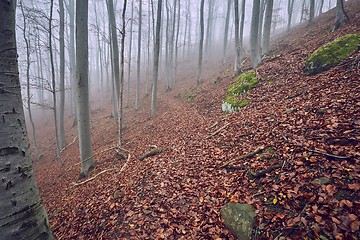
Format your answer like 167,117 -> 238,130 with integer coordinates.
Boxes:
262,0 -> 274,55
135,0 -> 142,110
59,0 -> 66,149
234,0 -> 241,72
151,0 -> 163,117
197,0 -> 205,84
250,0 -> 261,68
76,0 -> 94,177
0,1 -> 54,238
223,0 -> 232,64
333,0 -> 349,31
287,0 -> 294,31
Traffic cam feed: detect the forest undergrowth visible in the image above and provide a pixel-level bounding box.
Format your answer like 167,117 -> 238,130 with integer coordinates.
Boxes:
34,2 -> 359,239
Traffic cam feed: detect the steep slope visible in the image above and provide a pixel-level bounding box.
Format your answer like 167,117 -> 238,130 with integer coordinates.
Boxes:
35,1 -> 359,239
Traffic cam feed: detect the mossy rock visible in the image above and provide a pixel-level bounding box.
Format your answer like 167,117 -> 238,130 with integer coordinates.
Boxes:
222,71 -> 258,113
305,34 -> 360,75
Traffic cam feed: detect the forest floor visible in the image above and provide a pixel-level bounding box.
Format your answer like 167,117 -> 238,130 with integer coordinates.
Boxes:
34,2 -> 359,239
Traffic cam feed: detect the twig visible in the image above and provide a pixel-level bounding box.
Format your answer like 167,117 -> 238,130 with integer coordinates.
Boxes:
119,153 -> 131,173
206,122 -> 230,139
221,146 -> 267,168
309,149 -> 351,160
71,168 -> 114,187
60,135 -> 78,153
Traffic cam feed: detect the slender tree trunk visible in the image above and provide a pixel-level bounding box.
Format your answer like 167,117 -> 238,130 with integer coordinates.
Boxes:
94,1 -> 104,110
49,0 -> 61,160
309,0 -> 315,23
250,0 -> 261,68
174,0 -> 180,81
59,0 -> 66,149
0,1 -> 55,238
197,0 -> 205,84
234,0 -> 241,72
165,0 -> 171,91
135,0 -> 142,110
287,0 -> 294,31
76,0 -> 94,177
223,0 -> 232,64
119,0 -> 127,145
20,1 -> 40,161
239,0 -> 246,61
126,0 -> 134,107
106,0 -> 121,123
151,0 -> 163,117
262,0 -> 274,55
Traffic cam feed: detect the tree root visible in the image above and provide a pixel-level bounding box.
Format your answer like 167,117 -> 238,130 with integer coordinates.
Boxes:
221,146 -> 267,168
71,168 -> 115,187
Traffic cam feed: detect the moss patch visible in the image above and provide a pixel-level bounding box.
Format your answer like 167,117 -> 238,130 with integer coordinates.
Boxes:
305,34 -> 360,75
222,71 -> 258,113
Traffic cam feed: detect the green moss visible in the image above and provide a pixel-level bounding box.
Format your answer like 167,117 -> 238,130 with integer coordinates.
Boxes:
222,71 -> 258,113
305,34 -> 360,75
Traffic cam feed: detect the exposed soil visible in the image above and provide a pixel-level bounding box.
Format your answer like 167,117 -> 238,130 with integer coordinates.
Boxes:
33,2 -> 359,239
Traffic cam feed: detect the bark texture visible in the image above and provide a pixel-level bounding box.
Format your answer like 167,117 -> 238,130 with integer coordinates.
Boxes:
0,1 -> 54,239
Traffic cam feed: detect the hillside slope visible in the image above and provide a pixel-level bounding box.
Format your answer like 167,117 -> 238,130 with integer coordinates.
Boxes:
35,2 -> 359,239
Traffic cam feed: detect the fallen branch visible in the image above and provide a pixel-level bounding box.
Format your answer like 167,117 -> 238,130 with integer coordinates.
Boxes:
206,122 -> 230,139
310,149 -> 352,160
60,135 -> 78,154
249,164 -> 282,179
119,153 -> 131,173
221,146 -> 267,168
71,168 -> 114,187
138,148 -> 164,160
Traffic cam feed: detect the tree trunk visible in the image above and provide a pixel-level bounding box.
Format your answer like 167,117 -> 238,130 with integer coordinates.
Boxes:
135,0 -> 142,110
151,0 -> 163,117
287,0 -> 294,31
126,0 -> 134,107
197,0 -> 205,84
309,0 -> 315,23
59,0 -> 66,149
49,0 -> 61,160
333,0 -> 349,30
0,1 -> 54,238
20,1 -> 40,161
223,0 -> 232,64
250,0 -> 261,68
76,0 -> 94,177
239,0 -> 246,61
262,0 -> 274,55
234,0 -> 241,72
119,0 -> 127,145
106,0 -> 121,123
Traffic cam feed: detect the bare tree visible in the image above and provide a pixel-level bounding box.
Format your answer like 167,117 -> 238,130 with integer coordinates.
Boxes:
151,0 -> 163,117
135,0 -> 142,111
0,1 -> 55,238
76,0 -> 94,177
59,0 -> 66,149
234,0 -> 241,71
287,0 -> 294,31
262,0 -> 274,55
223,0 -> 232,64
250,0 -> 261,68
309,0 -> 315,23
197,0 -> 205,84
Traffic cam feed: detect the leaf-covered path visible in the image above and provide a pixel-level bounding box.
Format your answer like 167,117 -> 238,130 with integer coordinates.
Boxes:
34,2 -> 359,239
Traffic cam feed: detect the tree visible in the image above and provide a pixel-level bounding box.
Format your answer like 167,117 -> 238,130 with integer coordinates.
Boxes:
135,0 -> 142,111
197,0 -> 205,84
309,0 -> 315,23
119,0 -> 127,145
250,0 -> 261,68
333,0 -> 349,31
0,1 -> 54,238
59,0 -> 66,149
223,0 -> 232,64
151,0 -> 163,117
76,0 -> 94,177
19,1 -> 40,161
287,0 -> 294,31
126,0 -> 134,107
262,0 -> 274,55
234,0 -> 241,71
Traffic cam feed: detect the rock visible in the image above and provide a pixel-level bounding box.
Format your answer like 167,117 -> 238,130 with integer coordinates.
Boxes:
304,34 -> 360,75
312,177 -> 331,185
220,202 -> 256,240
